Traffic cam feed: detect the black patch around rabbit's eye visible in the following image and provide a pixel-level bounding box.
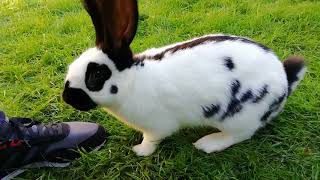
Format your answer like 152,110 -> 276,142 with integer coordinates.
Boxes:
85,62 -> 112,91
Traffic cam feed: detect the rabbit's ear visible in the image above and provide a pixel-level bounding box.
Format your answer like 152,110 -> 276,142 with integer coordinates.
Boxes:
82,0 -> 105,48
82,0 -> 138,70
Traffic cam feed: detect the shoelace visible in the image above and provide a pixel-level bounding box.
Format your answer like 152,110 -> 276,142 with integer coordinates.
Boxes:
0,118 -> 37,150
7,118 -> 64,146
9,118 -> 40,141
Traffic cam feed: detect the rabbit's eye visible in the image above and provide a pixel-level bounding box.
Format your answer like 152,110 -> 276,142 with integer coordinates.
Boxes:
95,70 -> 102,77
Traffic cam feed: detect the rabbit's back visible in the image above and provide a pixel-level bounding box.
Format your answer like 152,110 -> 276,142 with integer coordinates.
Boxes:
119,35 -> 288,131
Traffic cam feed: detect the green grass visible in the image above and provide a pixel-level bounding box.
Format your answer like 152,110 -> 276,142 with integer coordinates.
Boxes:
0,0 -> 320,179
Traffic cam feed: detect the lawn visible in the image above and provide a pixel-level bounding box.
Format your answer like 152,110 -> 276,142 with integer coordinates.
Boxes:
0,0 -> 320,179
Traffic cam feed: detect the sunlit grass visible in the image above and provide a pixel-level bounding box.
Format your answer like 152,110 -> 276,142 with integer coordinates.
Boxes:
0,0 -> 319,179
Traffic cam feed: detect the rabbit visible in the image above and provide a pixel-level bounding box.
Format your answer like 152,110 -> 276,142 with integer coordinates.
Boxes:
62,0 -> 306,156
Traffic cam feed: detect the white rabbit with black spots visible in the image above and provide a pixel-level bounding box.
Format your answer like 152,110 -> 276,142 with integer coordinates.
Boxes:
63,0 -> 306,156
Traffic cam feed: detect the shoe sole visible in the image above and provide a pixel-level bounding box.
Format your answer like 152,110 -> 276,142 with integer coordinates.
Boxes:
1,140 -> 106,180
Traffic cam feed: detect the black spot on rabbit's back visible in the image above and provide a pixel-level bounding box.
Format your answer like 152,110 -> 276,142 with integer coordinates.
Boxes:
220,81 -> 268,120
252,85 -> 269,103
261,93 -> 286,122
110,85 -> 118,94
221,98 -> 242,120
224,57 -> 234,70
240,90 -> 253,103
137,35 -> 271,61
231,80 -> 241,96
240,38 -> 271,52
204,80 -> 275,121
221,79 -> 243,120
261,110 -> 272,122
202,104 -> 220,118
132,60 -> 145,67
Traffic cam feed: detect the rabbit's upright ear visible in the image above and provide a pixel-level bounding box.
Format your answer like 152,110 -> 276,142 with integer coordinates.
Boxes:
82,0 -> 138,71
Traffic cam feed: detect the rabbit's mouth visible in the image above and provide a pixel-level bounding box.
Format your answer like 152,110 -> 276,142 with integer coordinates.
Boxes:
63,81 -> 97,111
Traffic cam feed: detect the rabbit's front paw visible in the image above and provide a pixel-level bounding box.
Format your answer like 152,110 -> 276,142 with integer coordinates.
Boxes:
133,143 -> 156,156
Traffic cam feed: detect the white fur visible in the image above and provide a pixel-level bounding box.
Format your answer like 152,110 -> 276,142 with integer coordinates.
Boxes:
65,34 -> 305,156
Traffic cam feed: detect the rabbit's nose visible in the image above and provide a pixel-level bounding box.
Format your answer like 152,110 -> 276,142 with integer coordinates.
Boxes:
63,81 -> 97,111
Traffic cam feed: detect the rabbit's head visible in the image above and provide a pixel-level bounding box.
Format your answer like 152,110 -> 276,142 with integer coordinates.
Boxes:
63,0 -> 138,111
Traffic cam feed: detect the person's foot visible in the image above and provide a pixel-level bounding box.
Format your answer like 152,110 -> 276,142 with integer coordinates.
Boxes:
0,111 -> 107,179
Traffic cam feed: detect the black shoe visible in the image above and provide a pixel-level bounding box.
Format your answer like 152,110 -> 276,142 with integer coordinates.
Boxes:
0,111 -> 107,179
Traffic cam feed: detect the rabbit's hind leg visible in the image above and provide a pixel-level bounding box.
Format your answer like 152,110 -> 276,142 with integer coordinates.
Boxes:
193,128 -> 256,153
